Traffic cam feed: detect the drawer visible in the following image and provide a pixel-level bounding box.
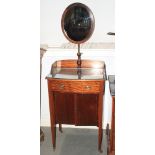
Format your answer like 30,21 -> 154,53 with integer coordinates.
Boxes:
80,81 -> 101,93
48,79 -> 103,93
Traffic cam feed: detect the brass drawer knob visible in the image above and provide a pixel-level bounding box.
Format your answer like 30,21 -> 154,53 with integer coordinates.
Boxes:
84,85 -> 91,90
59,84 -> 64,89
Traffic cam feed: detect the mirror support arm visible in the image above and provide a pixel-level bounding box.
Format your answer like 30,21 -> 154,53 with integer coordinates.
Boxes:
77,44 -> 82,79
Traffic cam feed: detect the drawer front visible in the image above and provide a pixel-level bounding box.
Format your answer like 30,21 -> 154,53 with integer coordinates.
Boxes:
80,81 -> 101,93
48,80 -> 103,93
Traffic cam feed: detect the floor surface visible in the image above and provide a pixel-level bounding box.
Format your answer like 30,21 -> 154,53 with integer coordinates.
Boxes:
40,127 -> 107,155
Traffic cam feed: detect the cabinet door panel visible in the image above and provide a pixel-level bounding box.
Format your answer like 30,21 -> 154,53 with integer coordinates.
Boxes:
76,94 -> 98,126
54,92 -> 75,124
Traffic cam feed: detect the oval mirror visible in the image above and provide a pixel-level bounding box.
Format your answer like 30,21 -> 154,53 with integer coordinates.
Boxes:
61,3 -> 95,44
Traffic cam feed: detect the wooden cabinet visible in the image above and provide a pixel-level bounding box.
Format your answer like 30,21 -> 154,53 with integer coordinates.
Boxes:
46,59 -> 106,152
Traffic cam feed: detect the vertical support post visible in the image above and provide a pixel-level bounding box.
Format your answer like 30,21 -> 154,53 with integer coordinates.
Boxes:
48,86 -> 56,151
77,44 -> 82,79
98,80 -> 104,153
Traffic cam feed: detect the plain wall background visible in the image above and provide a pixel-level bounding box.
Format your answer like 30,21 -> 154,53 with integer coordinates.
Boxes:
40,0 -> 115,46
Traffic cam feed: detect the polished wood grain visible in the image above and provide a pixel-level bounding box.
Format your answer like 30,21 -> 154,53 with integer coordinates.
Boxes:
106,98 -> 115,155
75,94 -> 98,126
110,96 -> 115,152
110,151 -> 115,155
98,80 -> 104,152
47,60 -> 105,152
48,90 -> 56,150
54,93 -> 75,124
48,79 -> 102,93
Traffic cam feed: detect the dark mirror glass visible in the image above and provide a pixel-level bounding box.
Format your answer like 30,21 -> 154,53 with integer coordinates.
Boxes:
62,3 -> 95,43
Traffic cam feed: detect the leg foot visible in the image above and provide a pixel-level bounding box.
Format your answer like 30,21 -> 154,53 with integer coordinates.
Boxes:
59,123 -> 63,133
98,148 -> 103,153
40,128 -> 44,142
98,128 -> 103,153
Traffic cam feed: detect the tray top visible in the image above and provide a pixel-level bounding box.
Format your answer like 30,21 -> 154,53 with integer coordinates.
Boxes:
47,68 -> 106,80
46,60 -> 106,80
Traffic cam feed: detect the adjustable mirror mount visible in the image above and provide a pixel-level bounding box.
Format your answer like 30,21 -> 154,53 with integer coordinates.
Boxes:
61,3 -> 95,78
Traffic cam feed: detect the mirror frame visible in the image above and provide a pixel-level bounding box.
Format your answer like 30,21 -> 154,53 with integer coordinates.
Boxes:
61,3 -> 95,44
